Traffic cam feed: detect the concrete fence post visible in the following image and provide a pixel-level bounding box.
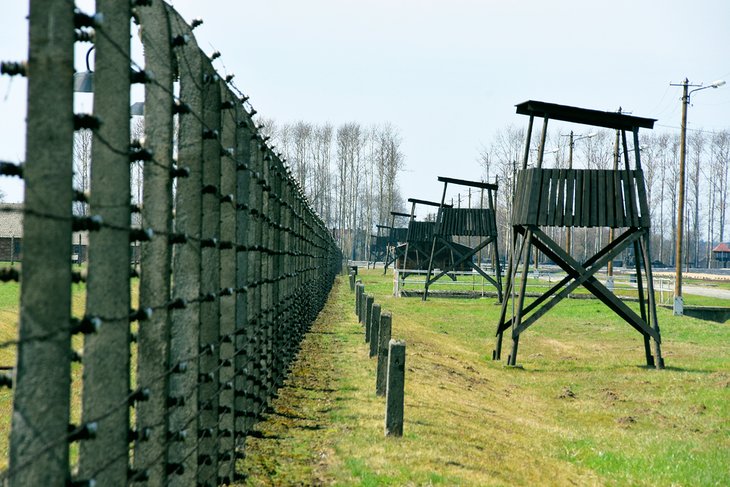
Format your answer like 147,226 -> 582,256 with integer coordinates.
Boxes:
134,2 -> 174,484
375,313 -> 392,396
8,2 -> 75,485
349,271 -> 355,291
369,304 -> 381,358
78,1 -> 132,484
365,294 -> 374,343
167,7 -> 203,484
385,339 -> 406,437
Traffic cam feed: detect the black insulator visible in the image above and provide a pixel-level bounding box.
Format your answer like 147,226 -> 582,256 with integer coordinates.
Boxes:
0,161 -> 23,178
167,298 -> 187,310
248,108 -> 257,117
222,381 -> 233,391
75,29 -> 94,43
0,267 -> 20,283
129,387 -> 151,404
73,10 -> 99,29
130,69 -> 152,84
172,361 -> 188,373
220,193 -> 234,203
167,430 -> 187,442
0,373 -> 12,389
74,114 -> 102,131
130,332 -> 138,343
236,162 -> 249,171
219,358 -> 232,367
73,189 -> 88,202
220,100 -> 235,110
68,479 -> 95,487
171,34 -> 189,47
220,147 -> 234,157
130,307 -> 153,322
173,101 -> 191,114
128,427 -> 152,442
128,469 -> 149,482
170,165 -> 190,178
68,422 -> 98,442
219,287 -> 233,296
169,233 -> 188,245
237,120 -> 249,129
71,214 -> 102,232
1,61 -> 27,77
166,463 -> 185,475
71,315 -> 101,335
133,0 -> 153,6
202,129 -> 219,140
191,18 -> 204,30
202,184 -> 218,195
218,241 -> 232,250
167,396 -> 185,408
129,266 -> 140,278
70,350 -> 83,363
129,204 -> 141,215
201,343 -> 215,355
129,147 -> 154,162
225,74 -> 234,83
129,227 -> 154,242
201,238 -> 218,248
210,51 -> 221,60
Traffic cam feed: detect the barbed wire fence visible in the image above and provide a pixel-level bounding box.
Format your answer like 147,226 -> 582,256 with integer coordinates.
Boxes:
0,1 -> 341,485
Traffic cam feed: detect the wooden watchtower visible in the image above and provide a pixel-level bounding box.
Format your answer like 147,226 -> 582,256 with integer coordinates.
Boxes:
494,100 -> 664,369
368,225 -> 389,268
383,211 -> 410,274
423,177 -> 502,302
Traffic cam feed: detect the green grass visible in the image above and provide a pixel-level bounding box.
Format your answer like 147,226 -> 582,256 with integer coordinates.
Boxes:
239,269 -> 730,486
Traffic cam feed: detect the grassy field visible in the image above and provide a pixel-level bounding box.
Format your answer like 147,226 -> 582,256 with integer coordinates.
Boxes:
238,269 -> 730,486
0,269 -> 728,484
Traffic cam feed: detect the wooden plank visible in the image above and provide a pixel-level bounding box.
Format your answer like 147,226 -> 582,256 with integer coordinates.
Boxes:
573,170 -> 583,227
537,168 -> 551,226
554,169 -> 566,227
582,170 -> 591,227
564,169 -> 575,227
622,169 -> 638,227
588,169 -> 599,227
635,170 -> 651,228
547,169 -> 559,226
605,170 -> 615,228
597,170 -> 607,227
613,170 -> 624,228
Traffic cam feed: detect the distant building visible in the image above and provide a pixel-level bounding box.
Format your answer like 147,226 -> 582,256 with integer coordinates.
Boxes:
0,203 -> 89,263
711,242 -> 730,268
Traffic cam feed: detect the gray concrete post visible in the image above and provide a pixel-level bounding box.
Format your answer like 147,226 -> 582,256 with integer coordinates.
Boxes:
217,82 -> 238,485
8,2 -> 75,485
167,6 -> 203,484
369,304 -> 381,358
197,58 -> 222,487
375,313 -> 392,396
78,1 -> 132,484
134,2 -> 174,484
385,339 -> 406,437
365,294 -> 374,343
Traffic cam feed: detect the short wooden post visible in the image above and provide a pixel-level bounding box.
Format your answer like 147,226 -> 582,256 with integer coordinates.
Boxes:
369,304 -> 381,358
349,271 -> 355,291
385,339 -> 406,437
375,312 -> 392,396
355,281 -> 363,320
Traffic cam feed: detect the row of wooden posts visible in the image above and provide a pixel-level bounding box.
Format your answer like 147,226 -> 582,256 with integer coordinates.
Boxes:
350,271 -> 406,437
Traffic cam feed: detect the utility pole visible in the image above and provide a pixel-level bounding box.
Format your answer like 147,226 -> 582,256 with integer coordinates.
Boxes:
670,77 -> 726,315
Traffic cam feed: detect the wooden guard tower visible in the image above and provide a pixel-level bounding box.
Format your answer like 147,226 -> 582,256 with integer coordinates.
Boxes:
423,177 -> 502,302
494,100 -> 664,369
383,211 -> 411,274
368,225 -> 389,268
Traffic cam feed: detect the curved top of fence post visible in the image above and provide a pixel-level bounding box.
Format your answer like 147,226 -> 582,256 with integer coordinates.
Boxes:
136,0 -> 174,171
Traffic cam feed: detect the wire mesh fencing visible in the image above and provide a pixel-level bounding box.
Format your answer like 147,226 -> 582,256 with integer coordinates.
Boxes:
0,1 -> 341,485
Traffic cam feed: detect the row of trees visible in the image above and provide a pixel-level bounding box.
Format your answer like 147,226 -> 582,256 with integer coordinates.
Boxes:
479,125 -> 730,269
258,120 -> 406,259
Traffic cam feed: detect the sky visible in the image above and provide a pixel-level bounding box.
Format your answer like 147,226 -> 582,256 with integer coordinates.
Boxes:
1,0 -> 729,213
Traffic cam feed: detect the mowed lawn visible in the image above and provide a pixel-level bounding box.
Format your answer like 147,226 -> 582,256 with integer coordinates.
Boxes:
239,269 -> 730,486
